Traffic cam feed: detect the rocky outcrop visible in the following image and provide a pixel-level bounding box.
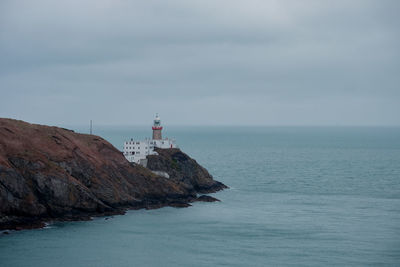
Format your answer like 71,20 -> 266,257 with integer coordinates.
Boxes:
0,118 -> 227,230
147,148 -> 227,193
196,195 -> 220,202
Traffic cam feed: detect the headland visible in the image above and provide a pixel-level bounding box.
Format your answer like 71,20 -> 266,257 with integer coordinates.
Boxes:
0,118 -> 227,231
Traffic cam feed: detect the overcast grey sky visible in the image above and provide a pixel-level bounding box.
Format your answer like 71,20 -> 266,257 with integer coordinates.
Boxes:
1,0 -> 399,126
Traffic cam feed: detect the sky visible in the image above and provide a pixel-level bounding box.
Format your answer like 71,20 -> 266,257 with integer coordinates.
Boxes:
0,0 -> 399,126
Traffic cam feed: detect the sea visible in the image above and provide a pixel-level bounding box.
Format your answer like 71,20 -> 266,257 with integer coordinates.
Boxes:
1,126 -> 400,266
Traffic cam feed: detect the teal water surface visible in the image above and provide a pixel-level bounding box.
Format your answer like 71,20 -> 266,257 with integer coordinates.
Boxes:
1,127 -> 399,266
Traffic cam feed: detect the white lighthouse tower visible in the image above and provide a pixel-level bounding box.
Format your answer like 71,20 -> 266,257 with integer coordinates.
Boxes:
122,113 -> 177,165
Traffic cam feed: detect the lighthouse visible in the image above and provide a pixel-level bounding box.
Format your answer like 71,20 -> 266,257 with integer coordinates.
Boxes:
123,113 -> 177,165
152,113 -> 163,140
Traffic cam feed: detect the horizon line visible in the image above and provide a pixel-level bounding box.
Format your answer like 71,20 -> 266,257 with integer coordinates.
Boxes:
1,117 -> 400,128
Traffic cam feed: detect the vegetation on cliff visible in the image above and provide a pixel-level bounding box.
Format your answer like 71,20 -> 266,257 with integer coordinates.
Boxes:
0,119 -> 226,230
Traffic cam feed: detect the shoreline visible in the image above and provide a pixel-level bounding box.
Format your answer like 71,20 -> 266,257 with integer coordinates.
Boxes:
0,193 -> 224,233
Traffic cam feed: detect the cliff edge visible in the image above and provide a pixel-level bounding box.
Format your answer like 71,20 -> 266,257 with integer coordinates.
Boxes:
147,148 -> 227,193
0,118 -> 227,230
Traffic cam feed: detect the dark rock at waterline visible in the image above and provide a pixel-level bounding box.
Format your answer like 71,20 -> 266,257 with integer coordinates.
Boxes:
196,195 -> 220,202
0,118 -> 227,230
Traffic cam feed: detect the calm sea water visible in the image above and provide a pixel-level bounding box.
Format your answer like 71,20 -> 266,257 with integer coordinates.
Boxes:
1,127 -> 400,266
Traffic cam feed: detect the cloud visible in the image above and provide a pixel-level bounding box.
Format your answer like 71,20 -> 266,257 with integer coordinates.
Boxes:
0,0 -> 399,125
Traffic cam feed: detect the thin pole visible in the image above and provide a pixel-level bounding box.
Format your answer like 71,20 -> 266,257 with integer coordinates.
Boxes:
90,120 -> 92,135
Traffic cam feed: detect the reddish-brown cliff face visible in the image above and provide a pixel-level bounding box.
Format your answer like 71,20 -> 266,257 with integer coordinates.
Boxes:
0,118 -> 226,230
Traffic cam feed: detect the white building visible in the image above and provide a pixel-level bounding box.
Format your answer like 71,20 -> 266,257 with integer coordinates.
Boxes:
123,114 -> 177,165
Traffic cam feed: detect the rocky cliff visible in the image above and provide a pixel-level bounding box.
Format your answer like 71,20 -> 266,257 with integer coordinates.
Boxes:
147,148 -> 227,193
0,118 -> 227,230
